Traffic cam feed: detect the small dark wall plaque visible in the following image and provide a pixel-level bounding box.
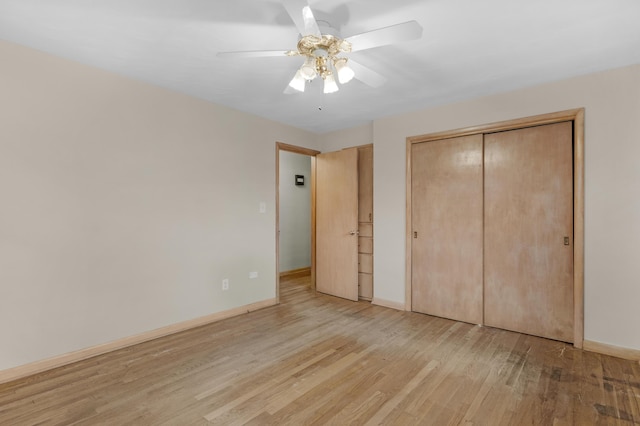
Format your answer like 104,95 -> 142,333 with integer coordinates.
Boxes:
295,175 -> 305,186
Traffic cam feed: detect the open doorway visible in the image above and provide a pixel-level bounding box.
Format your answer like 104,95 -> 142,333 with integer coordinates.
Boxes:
275,142 -> 320,303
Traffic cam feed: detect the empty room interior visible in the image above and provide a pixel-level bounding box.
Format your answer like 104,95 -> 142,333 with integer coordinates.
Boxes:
1,0 -> 639,424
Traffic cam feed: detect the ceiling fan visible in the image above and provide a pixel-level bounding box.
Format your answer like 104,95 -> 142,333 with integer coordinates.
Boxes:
217,0 -> 423,94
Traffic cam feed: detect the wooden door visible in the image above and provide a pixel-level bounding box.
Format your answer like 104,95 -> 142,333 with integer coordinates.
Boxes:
316,148 -> 359,301
411,134 -> 484,324
484,122 -> 574,342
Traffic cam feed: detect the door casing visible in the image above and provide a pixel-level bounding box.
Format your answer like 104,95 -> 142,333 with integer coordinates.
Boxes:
275,142 -> 320,303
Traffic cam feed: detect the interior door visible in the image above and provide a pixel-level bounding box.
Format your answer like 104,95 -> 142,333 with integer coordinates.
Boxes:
484,121 -> 574,342
411,134 -> 484,324
316,148 -> 359,301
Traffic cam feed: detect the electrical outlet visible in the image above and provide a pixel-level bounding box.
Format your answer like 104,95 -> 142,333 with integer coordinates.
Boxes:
249,271 -> 258,279
222,278 -> 229,291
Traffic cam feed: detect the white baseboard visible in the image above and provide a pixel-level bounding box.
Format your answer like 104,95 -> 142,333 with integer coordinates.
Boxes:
371,297 -> 406,311
583,339 -> 640,362
0,298 -> 277,385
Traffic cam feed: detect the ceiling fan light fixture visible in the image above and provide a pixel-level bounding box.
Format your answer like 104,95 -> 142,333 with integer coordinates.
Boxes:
220,3 -> 425,96
334,58 -> 355,84
323,73 -> 339,94
288,70 -> 306,92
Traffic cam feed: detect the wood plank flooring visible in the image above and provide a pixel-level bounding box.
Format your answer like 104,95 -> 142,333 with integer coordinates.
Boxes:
1,275 -> 639,425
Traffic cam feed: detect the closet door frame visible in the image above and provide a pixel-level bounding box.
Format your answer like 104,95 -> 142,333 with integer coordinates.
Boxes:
405,108 -> 585,348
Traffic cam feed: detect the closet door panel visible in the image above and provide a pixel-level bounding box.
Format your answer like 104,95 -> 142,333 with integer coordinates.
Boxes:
484,122 -> 574,342
411,135 -> 484,324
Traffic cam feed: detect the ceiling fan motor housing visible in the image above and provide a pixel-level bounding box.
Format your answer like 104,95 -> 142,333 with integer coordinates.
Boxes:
297,34 -> 351,57
296,34 -> 351,80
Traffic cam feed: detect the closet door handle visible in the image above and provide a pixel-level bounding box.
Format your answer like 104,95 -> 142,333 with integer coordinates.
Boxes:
349,230 -> 359,236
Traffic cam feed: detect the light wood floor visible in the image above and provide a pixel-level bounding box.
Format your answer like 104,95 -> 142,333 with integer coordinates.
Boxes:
1,275 -> 639,425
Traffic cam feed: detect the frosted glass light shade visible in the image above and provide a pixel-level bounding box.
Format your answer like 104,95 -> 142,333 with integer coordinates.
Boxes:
300,57 -> 317,80
323,73 -> 339,94
334,58 -> 355,84
288,70 -> 306,92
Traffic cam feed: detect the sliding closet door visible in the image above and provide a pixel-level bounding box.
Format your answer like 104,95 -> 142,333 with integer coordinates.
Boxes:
484,122 -> 574,342
411,135 -> 484,324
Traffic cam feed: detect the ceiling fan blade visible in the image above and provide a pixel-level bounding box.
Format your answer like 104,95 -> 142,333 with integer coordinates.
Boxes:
283,0 -> 321,37
349,60 -> 387,88
283,85 -> 301,95
217,50 -> 291,59
345,21 -> 423,52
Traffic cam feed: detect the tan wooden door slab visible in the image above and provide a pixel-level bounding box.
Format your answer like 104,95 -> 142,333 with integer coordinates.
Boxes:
316,148 -> 359,301
484,121 -> 574,342
411,134 -> 484,324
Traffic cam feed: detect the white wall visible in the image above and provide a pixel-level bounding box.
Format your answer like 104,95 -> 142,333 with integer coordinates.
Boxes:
0,40 -> 319,372
319,123 -> 373,153
279,152 -> 312,272
369,64 -> 640,351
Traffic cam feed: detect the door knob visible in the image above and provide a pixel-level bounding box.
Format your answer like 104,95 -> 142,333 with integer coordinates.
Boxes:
349,230 -> 359,236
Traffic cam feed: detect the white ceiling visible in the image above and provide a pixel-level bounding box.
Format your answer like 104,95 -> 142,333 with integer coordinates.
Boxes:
1,0 -> 639,133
